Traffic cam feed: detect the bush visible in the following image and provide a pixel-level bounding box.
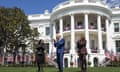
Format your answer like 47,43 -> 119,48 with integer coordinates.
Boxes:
88,61 -> 91,65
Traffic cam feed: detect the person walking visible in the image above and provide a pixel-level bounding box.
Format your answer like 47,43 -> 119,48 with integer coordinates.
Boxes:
53,34 -> 65,72
77,36 -> 87,72
36,39 -> 45,72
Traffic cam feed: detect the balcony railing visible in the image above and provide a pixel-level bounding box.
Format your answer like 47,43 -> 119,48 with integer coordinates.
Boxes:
52,0 -> 108,12
75,25 -> 84,29
102,27 -> 106,31
56,25 -> 106,33
64,48 -> 70,54
89,25 -> 97,29
64,27 -> 71,31
91,49 -> 100,53
74,0 -> 83,3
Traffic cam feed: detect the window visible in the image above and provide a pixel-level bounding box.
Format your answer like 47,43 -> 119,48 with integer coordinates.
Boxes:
90,40 -> 95,49
67,41 -> 70,49
103,41 -> 106,50
114,23 -> 119,32
116,40 -> 120,52
46,27 -> 50,35
44,43 -> 49,54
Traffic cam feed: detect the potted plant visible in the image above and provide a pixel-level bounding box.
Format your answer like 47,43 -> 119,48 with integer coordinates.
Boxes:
88,61 -> 91,66
70,61 -> 73,66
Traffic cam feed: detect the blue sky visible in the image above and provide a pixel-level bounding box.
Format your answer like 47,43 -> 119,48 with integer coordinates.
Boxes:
0,0 -> 119,15
0,0 -> 65,15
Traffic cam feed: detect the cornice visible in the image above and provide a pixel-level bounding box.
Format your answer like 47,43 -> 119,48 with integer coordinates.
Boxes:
51,5 -> 112,20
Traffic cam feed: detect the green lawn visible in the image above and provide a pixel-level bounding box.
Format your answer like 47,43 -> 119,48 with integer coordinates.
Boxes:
0,67 -> 120,72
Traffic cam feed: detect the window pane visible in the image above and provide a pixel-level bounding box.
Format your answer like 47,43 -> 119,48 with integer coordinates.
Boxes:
46,27 -> 50,35
90,40 -> 95,49
116,40 -> 120,52
103,41 -> 106,50
44,43 -> 49,54
114,23 -> 119,32
67,41 -> 70,49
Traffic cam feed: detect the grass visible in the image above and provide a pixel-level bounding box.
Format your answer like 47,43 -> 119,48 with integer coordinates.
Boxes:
0,67 -> 120,72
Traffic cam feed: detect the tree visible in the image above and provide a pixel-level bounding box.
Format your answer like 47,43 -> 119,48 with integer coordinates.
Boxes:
31,28 -> 39,53
0,7 -> 39,63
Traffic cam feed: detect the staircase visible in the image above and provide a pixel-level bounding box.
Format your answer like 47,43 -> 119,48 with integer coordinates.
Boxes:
101,59 -> 111,67
46,54 -> 58,68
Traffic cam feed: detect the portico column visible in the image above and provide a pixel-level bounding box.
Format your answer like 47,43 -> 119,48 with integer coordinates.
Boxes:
106,19 -> 110,50
53,22 -> 56,39
59,17 -> 63,37
97,15 -> 103,53
84,13 -> 90,54
70,14 -> 75,54
49,22 -> 56,55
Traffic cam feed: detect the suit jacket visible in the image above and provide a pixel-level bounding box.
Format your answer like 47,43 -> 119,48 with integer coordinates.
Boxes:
54,38 -> 65,54
77,40 -> 87,54
77,40 -> 86,49
36,45 -> 44,55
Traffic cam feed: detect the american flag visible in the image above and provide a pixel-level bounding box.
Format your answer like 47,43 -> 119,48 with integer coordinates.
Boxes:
105,50 -> 110,59
24,55 -> 27,62
15,55 -> 18,64
73,58 -> 77,68
2,56 -> 4,65
111,51 -> 115,62
28,55 -> 31,64
116,54 -> 119,62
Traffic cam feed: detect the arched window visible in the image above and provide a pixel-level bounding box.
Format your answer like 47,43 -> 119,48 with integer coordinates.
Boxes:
93,57 -> 99,67
64,58 -> 68,67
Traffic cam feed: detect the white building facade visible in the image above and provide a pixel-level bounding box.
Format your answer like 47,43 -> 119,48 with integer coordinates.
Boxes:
28,0 -> 120,67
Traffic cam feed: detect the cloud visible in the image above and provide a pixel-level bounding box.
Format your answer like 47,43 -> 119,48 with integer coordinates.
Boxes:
105,0 -> 120,8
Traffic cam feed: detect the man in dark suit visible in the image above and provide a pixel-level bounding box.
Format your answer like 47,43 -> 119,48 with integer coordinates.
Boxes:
54,34 -> 65,72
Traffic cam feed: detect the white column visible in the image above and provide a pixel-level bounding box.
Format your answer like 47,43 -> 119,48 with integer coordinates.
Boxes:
106,19 -> 109,50
53,22 -> 56,39
49,22 -> 56,55
59,17 -> 63,37
97,15 -> 103,53
70,14 -> 75,54
49,23 -> 53,55
84,13 -> 90,54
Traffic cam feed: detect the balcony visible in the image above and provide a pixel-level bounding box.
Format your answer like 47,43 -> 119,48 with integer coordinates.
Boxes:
64,48 -> 70,54
52,0 -> 108,12
102,27 -> 106,32
56,24 -> 106,33
75,25 -> 84,29
64,26 -> 71,31
89,25 -> 96,29
91,48 -> 100,53
56,29 -> 59,33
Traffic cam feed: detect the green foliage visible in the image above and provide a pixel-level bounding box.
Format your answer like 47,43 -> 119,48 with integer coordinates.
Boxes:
88,61 -> 91,65
0,7 -> 39,54
31,28 -> 39,37
0,67 -> 120,72
30,28 -> 39,53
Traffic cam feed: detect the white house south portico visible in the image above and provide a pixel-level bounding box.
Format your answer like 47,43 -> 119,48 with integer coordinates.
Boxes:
28,0 -> 120,67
